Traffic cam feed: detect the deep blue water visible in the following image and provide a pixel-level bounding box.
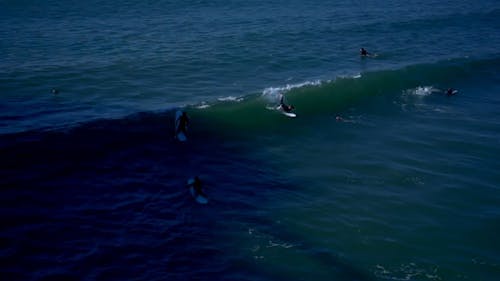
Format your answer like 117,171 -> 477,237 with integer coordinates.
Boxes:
1,1 -> 500,280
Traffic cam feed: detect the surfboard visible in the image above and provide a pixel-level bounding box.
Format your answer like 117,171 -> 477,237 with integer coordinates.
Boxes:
174,110 -> 187,142
276,105 -> 296,118
282,111 -> 296,118
187,178 -> 209,204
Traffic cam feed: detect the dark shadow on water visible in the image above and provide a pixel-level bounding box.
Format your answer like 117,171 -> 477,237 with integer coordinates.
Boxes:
0,110 -> 376,281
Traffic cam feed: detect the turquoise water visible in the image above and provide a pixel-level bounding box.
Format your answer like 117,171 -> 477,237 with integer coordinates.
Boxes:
1,1 -> 500,280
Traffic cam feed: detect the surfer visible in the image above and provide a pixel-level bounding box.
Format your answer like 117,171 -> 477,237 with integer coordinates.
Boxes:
279,95 -> 295,113
186,176 -> 207,198
446,88 -> 458,96
177,111 -> 189,135
360,47 -> 370,57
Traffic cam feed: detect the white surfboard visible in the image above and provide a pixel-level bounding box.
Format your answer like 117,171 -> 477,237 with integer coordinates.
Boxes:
187,178 -> 209,204
276,105 -> 296,118
174,110 -> 187,142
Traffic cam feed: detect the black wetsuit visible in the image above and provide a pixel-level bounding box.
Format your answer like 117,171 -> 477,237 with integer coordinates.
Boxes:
177,114 -> 189,134
189,178 -> 206,197
446,88 -> 457,96
281,104 -> 293,113
280,96 -> 293,112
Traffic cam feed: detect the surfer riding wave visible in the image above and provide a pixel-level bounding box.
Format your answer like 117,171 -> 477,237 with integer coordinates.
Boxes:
279,94 -> 295,113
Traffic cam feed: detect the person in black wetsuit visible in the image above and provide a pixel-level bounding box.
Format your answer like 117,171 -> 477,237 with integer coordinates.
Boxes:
187,176 -> 207,197
360,47 -> 370,57
279,94 -> 295,113
177,111 -> 189,135
446,88 -> 458,96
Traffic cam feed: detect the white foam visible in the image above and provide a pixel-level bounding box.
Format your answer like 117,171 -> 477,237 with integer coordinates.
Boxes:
261,80 -> 322,102
266,240 -> 296,249
338,73 -> 362,79
405,86 -> 439,97
195,102 -> 210,109
373,263 -> 440,281
217,96 -> 244,102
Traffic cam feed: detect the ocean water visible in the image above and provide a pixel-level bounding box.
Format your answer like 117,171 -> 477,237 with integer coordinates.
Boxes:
1,0 -> 500,280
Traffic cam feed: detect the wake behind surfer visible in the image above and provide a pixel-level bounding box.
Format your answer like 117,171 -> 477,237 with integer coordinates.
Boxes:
279,94 -> 295,113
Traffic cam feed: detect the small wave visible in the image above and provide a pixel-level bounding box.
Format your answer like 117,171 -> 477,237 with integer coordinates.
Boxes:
4,57 -> 496,138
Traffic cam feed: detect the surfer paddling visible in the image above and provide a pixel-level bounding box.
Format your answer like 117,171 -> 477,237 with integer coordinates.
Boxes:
360,47 -> 378,58
360,47 -> 370,57
432,87 -> 458,97
446,88 -> 458,96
